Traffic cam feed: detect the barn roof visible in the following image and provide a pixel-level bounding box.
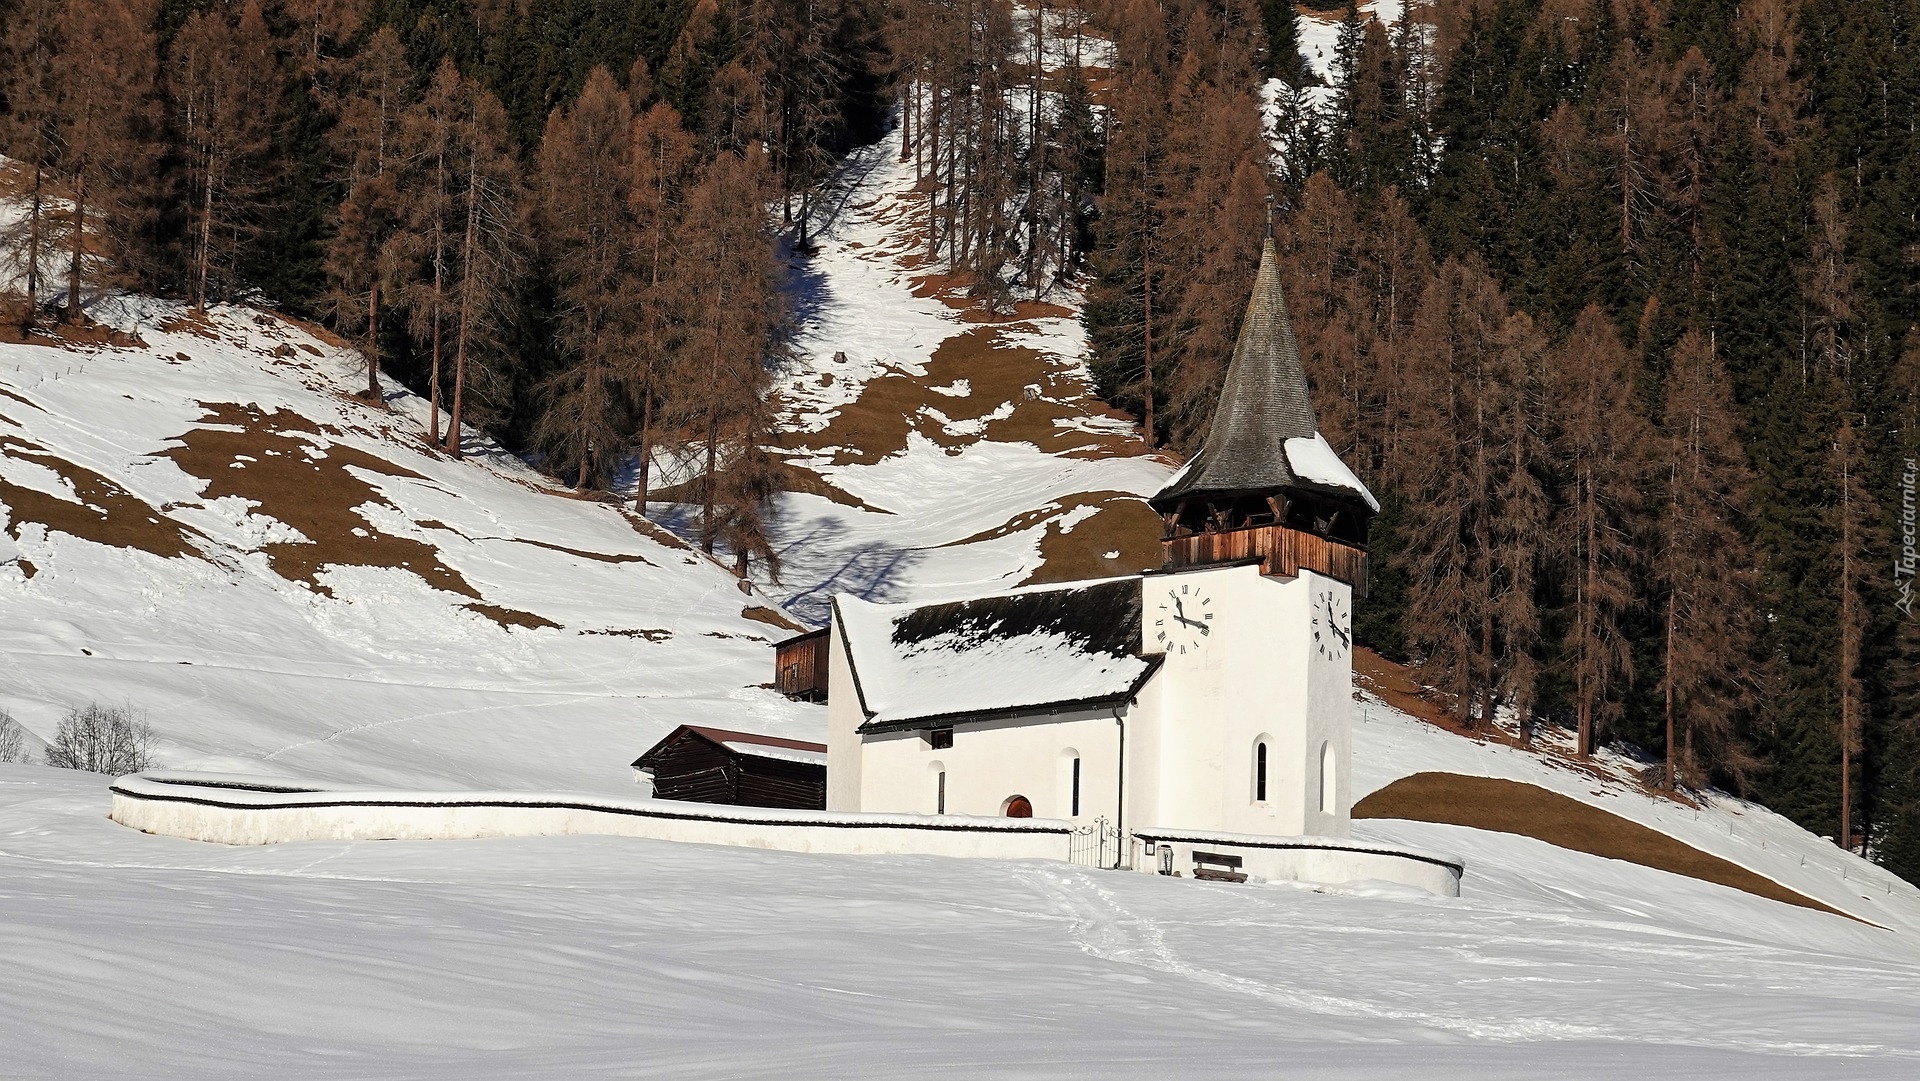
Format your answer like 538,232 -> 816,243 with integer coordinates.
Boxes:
834,577 -> 1158,731
1148,237 -> 1378,514
773,626 -> 828,649
632,725 -> 827,771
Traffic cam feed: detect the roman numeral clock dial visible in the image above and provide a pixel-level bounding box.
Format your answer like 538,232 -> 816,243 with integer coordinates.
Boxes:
1314,590 -> 1351,660
1153,582 -> 1214,654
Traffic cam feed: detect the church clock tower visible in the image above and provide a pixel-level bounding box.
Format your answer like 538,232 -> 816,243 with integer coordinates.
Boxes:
1130,223 -> 1379,840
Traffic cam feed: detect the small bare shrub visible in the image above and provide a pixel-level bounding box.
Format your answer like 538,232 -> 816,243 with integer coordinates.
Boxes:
44,703 -> 154,775
0,708 -> 28,764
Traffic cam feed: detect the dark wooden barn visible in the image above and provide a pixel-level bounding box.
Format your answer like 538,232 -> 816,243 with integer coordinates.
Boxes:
632,725 -> 827,810
773,628 -> 830,701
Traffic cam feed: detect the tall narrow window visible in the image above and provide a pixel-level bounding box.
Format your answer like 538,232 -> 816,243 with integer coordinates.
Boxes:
1319,741 -> 1335,814
1255,742 -> 1269,803
937,771 -> 946,814
1071,757 -> 1082,816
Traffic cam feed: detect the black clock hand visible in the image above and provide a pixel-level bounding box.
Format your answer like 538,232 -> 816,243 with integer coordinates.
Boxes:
1335,624 -> 1350,647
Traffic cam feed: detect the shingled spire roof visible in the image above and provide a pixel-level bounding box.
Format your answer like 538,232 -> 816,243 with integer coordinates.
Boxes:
1149,236 -> 1378,514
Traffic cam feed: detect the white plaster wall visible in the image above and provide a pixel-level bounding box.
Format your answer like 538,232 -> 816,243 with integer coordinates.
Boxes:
825,618 -> 864,812
1135,834 -> 1462,898
1135,564 -> 1352,839
1300,570 -> 1355,838
857,709 -> 1120,824
111,788 -> 1072,862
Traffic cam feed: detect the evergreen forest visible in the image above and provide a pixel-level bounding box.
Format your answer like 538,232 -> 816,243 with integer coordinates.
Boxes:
3,0 -> 1919,884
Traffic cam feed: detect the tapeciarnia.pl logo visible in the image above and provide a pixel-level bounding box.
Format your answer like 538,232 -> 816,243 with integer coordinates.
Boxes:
1898,458 -> 1918,619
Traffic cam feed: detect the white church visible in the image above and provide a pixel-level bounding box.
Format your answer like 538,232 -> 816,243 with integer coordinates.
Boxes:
111,227 -> 1457,897
812,233 -> 1454,889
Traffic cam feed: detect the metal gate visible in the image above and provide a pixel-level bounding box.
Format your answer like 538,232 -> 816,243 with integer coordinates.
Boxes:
1068,817 -> 1127,869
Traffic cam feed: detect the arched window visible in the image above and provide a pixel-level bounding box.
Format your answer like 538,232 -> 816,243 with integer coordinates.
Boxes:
1254,741 -> 1269,803
930,761 -> 947,814
1071,756 -> 1082,816
1319,741 -> 1336,814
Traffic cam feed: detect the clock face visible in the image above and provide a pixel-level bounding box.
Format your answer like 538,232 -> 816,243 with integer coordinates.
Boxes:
1313,590 -> 1351,660
1151,581 -> 1214,655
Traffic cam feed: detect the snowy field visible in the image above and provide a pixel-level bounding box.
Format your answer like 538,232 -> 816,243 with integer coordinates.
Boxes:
7,763 -> 1919,1078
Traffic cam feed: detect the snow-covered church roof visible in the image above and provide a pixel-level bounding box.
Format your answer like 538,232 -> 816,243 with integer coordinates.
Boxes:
834,578 -> 1158,730
1149,236 -> 1378,514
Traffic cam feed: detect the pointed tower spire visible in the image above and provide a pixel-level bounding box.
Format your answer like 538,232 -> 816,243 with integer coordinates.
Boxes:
1149,230 -> 1377,581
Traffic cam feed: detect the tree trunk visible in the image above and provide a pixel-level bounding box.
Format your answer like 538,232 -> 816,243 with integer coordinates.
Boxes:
366,279 -> 381,401
899,79 -> 912,164
1142,244 -> 1155,449
63,173 -> 87,325
635,383 -> 653,511
1578,479 -> 1596,759
1840,440 -> 1855,850
196,150 -> 215,310
1665,588 -> 1677,789
447,180 -> 476,460
22,163 -> 44,331
428,149 -> 446,444
702,407 -> 719,553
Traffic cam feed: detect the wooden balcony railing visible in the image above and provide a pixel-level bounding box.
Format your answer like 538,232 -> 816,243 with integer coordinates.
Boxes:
1163,524 -> 1368,596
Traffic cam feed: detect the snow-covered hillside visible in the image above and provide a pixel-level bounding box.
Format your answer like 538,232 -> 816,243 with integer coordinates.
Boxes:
698,134 -> 1173,627
1,296 -> 813,792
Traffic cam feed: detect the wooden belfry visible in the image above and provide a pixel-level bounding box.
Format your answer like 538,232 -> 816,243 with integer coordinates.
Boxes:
1147,213 -> 1376,594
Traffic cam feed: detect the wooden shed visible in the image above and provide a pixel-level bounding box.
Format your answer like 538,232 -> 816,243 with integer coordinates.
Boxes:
773,628 -> 830,701
632,725 -> 827,810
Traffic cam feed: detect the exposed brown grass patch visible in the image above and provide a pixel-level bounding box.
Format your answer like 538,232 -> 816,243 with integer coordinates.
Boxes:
516,538 -> 654,565
1355,646 -> 1492,737
624,509 -> 693,550
583,627 -> 673,641
785,326 -> 1142,466
269,311 -> 350,350
160,402 -> 476,598
743,604 -> 806,632
0,435 -> 203,559
0,317 -> 145,350
15,557 -> 37,578
773,462 -> 892,513
1356,772 -> 1856,920
463,603 -> 561,631
158,311 -> 221,339
1020,494 -> 1165,586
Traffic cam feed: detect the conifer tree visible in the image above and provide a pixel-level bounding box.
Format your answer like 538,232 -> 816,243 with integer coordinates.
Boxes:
325,26 -> 411,403
1553,306 -> 1651,758
1655,330 -> 1758,788
533,66 -> 635,489
0,0 -> 160,326
172,0 -> 281,311
442,87 -> 524,459
629,100 -> 698,509
394,60 -> 464,444
677,146 -> 780,560
0,0 -> 60,331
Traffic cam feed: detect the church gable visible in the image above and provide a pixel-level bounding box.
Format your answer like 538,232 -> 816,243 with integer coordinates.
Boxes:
834,577 -> 1155,730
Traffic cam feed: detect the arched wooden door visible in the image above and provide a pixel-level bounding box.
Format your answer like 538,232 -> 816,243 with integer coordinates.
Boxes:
1004,795 -> 1033,818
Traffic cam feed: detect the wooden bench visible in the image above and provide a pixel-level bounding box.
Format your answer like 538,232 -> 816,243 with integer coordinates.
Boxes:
1191,850 -> 1247,883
